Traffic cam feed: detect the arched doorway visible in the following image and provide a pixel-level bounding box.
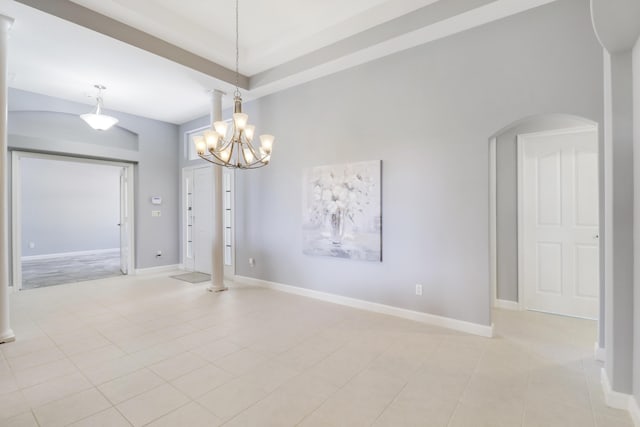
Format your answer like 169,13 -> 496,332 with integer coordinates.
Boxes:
488,113 -> 603,352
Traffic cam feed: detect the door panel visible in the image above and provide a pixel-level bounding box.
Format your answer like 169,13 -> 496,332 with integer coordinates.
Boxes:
575,245 -> 598,298
183,170 -> 195,271
520,128 -> 599,319
575,150 -> 598,226
193,167 -> 213,275
536,152 -> 562,226
536,242 -> 562,294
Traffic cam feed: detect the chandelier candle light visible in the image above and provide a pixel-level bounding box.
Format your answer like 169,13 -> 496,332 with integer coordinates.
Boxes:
194,0 -> 274,169
80,85 -> 119,131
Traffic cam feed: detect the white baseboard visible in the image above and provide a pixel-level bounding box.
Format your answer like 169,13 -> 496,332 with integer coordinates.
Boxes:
135,264 -> 182,275
494,299 -> 520,310
601,368 -> 630,409
630,397 -> 640,427
594,342 -> 606,362
21,248 -> 120,261
601,368 -> 639,425
234,275 -> 494,338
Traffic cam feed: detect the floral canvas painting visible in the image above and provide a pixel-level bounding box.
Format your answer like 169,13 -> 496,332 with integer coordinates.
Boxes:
302,160 -> 382,261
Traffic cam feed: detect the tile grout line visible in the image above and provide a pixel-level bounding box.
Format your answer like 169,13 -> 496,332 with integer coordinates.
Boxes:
444,335 -> 490,427
519,344 -> 535,427
213,317 -> 358,425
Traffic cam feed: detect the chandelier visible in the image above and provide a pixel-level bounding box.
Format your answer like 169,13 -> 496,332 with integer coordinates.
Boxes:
194,0 -> 274,169
80,85 -> 119,131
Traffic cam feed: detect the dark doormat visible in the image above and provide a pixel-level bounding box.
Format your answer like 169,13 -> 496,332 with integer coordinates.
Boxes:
170,272 -> 211,284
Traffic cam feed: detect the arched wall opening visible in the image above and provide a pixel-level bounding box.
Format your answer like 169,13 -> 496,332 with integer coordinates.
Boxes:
488,113 -> 603,348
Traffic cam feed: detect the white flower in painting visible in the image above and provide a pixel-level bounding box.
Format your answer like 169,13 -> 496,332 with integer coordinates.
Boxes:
313,185 -> 322,201
319,173 -> 333,188
333,186 -> 348,202
308,164 -> 375,227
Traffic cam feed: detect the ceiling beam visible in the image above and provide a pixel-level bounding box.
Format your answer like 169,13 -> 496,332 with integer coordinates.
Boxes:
14,0 -> 249,90
249,0 -> 557,95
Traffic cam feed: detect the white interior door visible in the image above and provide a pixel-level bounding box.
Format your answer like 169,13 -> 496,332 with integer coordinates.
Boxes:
519,128 -> 599,319
193,166 -> 213,274
119,168 -> 129,275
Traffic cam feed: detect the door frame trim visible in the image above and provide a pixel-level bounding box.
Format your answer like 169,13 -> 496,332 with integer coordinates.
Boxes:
489,137 -> 497,308
11,151 -> 135,290
516,125 -> 597,312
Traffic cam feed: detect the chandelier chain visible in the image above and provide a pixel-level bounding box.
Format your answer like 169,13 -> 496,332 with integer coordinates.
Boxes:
234,0 -> 240,98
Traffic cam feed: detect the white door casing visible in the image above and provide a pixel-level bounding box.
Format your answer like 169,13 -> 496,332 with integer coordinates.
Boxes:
11,152 -> 135,289
518,127 -> 599,319
119,168 -> 129,275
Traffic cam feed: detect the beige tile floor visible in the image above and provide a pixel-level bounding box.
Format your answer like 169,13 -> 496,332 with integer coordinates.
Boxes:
0,271 -> 633,426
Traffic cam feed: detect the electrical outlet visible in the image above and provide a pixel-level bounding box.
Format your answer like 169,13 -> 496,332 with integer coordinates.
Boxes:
415,284 -> 423,296
249,257 -> 255,267
29,242 -> 35,249
151,210 -> 161,217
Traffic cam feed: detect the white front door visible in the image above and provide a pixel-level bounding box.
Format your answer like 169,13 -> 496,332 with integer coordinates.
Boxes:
222,170 -> 235,279
519,127 -> 599,319
193,166 -> 214,274
119,167 -> 129,275
183,169 -> 195,272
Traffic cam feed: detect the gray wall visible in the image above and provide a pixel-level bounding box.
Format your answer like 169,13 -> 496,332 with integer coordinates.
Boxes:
8,88 -> 180,270
495,115 -> 595,302
227,0 -> 603,326
21,158 -> 120,256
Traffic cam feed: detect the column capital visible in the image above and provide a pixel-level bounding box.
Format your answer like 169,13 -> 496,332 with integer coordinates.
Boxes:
0,15 -> 14,33
591,0 -> 640,53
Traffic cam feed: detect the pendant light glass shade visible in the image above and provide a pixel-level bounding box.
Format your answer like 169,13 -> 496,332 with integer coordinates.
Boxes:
80,112 -> 119,131
81,85 -> 119,131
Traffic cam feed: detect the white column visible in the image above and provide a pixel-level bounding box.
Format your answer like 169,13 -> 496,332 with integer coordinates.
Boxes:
0,14 -> 15,344
208,90 -> 227,292
603,50 -> 634,395
590,0 -> 640,398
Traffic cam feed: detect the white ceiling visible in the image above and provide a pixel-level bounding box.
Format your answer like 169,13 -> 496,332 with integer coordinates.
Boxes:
68,0 -> 441,75
1,0 -> 557,124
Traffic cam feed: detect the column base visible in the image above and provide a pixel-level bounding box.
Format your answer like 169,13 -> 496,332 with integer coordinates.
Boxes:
0,329 -> 15,344
207,286 -> 229,292
207,284 -> 229,293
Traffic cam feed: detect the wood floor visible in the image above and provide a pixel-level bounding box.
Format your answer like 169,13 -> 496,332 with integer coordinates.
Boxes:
21,251 -> 122,290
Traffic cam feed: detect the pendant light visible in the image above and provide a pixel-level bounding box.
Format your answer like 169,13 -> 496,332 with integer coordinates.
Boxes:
80,85 -> 119,131
194,0 -> 274,169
